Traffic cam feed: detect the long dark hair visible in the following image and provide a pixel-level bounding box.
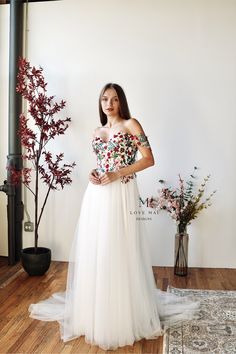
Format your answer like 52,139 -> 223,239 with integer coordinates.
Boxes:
98,83 -> 131,126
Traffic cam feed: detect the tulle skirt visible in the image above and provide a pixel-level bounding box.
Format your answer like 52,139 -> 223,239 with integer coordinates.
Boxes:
29,178 -> 199,351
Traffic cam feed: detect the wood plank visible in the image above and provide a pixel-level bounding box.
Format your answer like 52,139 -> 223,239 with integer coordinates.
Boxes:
0,256 -> 22,287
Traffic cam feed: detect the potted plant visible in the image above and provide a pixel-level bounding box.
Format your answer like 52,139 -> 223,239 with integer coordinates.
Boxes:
149,167 -> 216,275
10,58 -> 76,275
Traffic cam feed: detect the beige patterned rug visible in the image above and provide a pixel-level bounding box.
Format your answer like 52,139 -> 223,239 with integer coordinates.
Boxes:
163,287 -> 236,354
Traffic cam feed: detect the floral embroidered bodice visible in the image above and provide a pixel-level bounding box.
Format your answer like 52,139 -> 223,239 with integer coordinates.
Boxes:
92,131 -> 150,183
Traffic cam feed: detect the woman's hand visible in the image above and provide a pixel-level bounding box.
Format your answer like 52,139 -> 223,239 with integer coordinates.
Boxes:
89,169 -> 101,184
100,171 -> 120,185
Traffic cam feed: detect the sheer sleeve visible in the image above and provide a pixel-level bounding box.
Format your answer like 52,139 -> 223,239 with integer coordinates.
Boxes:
135,133 -> 152,149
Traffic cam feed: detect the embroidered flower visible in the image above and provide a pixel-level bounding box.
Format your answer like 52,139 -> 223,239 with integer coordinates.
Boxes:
92,132 -> 150,183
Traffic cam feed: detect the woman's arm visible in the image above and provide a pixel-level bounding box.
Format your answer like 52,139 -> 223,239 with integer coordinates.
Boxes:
100,118 -> 155,185
89,128 -> 101,184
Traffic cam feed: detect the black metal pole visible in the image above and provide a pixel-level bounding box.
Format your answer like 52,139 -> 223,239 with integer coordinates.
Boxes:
7,0 -> 24,265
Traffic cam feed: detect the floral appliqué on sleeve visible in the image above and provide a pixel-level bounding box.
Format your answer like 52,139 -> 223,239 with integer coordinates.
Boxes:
135,133 -> 151,149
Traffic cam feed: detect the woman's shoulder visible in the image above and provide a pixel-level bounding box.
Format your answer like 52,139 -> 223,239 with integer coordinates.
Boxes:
93,126 -> 104,138
124,118 -> 144,134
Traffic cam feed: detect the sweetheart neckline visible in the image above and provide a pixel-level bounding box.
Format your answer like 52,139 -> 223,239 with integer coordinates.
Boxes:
92,131 -> 134,144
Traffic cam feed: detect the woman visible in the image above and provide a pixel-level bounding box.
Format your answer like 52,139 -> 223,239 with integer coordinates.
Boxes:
29,83 -> 198,351
89,83 -> 154,186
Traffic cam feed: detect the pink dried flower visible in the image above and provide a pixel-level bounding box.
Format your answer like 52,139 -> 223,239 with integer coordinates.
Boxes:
149,168 -> 216,231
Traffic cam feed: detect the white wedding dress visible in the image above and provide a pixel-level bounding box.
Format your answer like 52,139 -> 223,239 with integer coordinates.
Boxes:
29,132 -> 199,350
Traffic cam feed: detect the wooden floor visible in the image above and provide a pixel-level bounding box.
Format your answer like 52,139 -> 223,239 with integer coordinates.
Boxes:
0,261 -> 235,354
0,256 -> 22,288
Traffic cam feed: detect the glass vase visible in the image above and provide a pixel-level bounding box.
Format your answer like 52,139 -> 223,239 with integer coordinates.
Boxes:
174,227 -> 189,276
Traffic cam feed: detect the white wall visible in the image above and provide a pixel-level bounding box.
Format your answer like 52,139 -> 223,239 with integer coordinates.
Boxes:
0,0 -> 235,267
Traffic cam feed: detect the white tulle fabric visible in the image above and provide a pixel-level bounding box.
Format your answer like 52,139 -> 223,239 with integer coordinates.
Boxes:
29,179 -> 199,351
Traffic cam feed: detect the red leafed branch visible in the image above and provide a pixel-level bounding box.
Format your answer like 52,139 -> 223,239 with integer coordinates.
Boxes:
10,57 -> 76,250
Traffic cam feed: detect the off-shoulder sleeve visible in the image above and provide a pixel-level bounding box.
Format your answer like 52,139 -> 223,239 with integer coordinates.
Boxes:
134,133 -> 151,149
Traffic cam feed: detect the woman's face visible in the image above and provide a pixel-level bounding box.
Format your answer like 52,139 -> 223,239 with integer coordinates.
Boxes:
101,88 -> 120,117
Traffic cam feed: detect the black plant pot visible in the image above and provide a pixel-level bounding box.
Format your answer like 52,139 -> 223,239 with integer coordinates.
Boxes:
21,247 -> 51,276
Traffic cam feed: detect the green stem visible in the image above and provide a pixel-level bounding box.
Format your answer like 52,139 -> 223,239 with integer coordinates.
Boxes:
175,234 -> 188,275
